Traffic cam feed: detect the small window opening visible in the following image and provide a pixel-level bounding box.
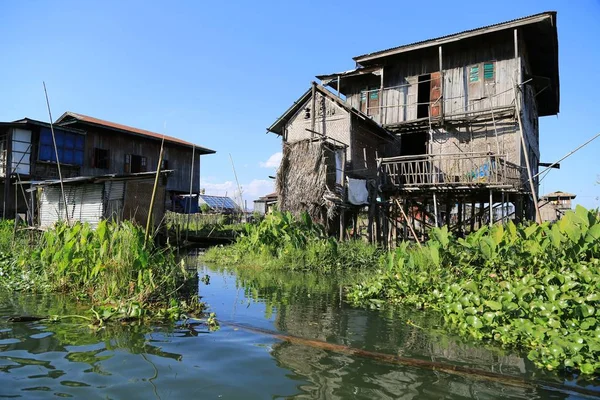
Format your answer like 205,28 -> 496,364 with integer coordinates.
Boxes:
93,148 -> 109,169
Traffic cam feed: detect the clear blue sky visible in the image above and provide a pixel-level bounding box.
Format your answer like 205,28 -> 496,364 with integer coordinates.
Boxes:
1,0 -> 599,208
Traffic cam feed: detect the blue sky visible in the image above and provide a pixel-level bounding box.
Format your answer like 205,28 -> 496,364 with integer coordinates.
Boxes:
1,0 -> 599,208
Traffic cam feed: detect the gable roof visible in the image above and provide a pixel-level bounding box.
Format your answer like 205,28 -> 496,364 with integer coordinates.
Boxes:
541,190 -> 576,199
267,83 -> 393,141
55,111 -> 215,154
1,117 -> 85,134
353,12 -> 556,63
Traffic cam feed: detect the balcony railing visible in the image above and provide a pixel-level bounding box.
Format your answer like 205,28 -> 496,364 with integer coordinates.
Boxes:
380,153 -> 522,190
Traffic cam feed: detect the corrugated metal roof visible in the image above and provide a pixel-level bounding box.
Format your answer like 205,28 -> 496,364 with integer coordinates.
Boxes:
353,11 -> 556,63
542,191 -> 576,199
55,111 -> 215,154
21,170 -> 174,188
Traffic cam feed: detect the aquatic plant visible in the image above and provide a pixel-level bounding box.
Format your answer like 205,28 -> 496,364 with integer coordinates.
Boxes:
348,206 -> 600,374
204,211 -> 382,271
0,220 -> 203,322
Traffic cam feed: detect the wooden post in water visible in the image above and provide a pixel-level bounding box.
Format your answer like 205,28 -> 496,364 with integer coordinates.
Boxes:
145,137 -> 165,246
185,145 -> 195,242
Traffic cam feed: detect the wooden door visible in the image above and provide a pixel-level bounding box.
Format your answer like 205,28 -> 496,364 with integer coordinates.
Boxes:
430,71 -> 442,117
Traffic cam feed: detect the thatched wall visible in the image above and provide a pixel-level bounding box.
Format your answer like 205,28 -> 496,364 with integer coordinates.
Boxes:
276,139 -> 340,226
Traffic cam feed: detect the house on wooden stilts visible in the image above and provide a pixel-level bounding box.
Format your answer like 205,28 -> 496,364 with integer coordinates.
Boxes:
268,11 -> 560,244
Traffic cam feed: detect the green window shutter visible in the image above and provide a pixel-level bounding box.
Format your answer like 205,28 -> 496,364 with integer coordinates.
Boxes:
484,62 -> 494,81
469,66 -> 479,82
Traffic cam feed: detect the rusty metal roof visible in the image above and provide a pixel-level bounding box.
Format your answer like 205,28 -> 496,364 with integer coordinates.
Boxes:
55,111 -> 215,154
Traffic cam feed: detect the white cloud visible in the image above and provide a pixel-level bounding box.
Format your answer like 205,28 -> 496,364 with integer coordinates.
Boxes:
259,152 -> 282,168
201,178 -> 274,209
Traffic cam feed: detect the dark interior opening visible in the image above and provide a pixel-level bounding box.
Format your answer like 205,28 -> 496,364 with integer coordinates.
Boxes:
400,131 -> 427,156
131,155 -> 143,173
417,74 -> 431,119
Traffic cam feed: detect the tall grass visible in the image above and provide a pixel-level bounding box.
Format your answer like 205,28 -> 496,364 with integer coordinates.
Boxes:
204,211 -> 383,271
0,220 -> 198,319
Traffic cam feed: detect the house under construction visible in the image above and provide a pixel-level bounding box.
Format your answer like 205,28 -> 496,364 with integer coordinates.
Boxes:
268,12 -> 559,244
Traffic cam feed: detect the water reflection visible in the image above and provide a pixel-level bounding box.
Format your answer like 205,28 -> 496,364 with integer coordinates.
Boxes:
204,265 -> 597,399
0,267 -> 597,399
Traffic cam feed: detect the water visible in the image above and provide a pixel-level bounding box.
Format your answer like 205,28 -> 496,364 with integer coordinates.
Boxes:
0,265 -> 597,399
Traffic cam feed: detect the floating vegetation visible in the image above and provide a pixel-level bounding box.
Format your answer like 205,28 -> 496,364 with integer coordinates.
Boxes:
206,207 -> 600,375
349,206 -> 600,374
204,211 -> 382,272
0,220 -> 204,323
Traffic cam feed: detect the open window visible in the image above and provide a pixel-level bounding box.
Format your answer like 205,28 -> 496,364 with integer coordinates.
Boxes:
93,148 -> 109,169
124,154 -> 147,173
360,86 -> 379,116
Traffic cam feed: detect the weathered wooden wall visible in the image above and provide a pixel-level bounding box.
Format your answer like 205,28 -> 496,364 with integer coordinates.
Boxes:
79,127 -> 200,194
284,92 -> 351,157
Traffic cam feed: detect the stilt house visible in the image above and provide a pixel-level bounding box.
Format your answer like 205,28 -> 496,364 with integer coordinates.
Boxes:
268,12 -> 559,241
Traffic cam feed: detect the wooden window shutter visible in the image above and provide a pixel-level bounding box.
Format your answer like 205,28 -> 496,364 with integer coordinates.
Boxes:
483,62 -> 495,81
124,154 -> 131,173
469,65 -> 479,82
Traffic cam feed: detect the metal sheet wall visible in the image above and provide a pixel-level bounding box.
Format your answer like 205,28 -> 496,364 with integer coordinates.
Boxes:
39,183 -> 104,228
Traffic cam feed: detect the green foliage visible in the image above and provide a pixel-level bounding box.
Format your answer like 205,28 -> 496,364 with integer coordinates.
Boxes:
0,220 -> 202,321
204,211 -> 383,271
165,211 -> 244,238
348,206 -> 600,375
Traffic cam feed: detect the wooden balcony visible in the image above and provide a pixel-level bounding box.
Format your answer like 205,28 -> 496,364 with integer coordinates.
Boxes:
379,152 -> 523,192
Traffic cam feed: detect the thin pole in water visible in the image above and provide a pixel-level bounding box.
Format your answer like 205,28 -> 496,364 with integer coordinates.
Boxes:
145,136 -> 165,246
43,82 -> 69,225
186,144 -> 195,242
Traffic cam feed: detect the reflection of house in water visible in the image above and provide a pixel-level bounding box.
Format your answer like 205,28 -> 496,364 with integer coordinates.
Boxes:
267,12 -> 560,243
539,190 -> 576,222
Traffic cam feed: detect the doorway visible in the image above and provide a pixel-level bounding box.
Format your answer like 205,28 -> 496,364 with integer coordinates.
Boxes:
417,74 -> 431,119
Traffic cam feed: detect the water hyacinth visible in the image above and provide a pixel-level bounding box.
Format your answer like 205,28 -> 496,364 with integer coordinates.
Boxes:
349,206 -> 600,374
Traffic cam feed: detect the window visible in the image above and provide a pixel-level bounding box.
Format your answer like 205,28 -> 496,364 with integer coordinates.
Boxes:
39,127 -> 84,166
125,154 -> 147,173
360,86 -> 379,116
469,65 -> 479,82
161,159 -> 169,170
93,148 -> 110,169
483,62 -> 495,81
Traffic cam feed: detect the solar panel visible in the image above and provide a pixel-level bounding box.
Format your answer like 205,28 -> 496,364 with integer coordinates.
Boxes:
200,195 -> 239,210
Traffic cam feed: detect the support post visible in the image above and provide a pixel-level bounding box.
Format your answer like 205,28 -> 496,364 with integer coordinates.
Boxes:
470,201 -> 475,233
310,83 -> 316,138
432,192 -> 439,227
489,190 -> 493,227
185,145 -> 195,242
145,137 -> 165,246
3,131 -> 12,219
457,199 -> 463,236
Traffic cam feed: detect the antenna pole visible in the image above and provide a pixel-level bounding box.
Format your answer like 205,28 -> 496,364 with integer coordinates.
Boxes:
229,153 -> 244,213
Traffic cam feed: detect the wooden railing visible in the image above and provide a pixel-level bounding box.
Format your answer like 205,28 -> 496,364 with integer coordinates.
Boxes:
380,153 -> 522,189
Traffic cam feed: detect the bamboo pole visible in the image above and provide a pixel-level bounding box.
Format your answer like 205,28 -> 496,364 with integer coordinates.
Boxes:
512,80 -> 541,223
43,82 -> 70,225
396,199 -> 421,248
220,320 -> 599,398
185,145 -> 195,242
144,137 -> 165,246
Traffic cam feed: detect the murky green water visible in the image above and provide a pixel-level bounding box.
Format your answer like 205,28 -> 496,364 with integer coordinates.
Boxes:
0,264 -> 597,399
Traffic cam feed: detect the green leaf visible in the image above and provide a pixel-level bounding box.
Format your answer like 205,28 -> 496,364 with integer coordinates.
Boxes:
484,300 -> 502,311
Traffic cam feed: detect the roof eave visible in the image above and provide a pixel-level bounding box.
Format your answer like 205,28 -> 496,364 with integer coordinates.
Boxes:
353,12 -> 556,64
